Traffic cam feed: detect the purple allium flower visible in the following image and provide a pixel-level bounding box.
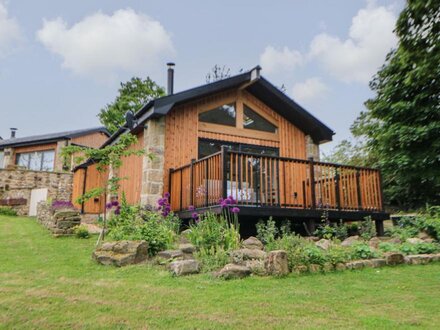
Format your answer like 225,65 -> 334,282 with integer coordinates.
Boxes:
220,200 -> 227,208
188,205 -> 195,211
231,207 -> 240,214
111,200 -> 119,207
164,192 -> 170,199
228,196 -> 237,204
105,202 -> 113,209
157,198 -> 166,206
192,212 -> 199,220
114,206 -> 121,215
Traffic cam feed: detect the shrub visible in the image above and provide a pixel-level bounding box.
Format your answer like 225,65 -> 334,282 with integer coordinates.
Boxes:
413,242 -> 440,254
107,195 -> 180,256
350,243 -> 378,259
399,243 -> 417,255
326,245 -> 351,265
194,247 -> 229,272
269,234 -> 306,270
302,245 -> 327,265
0,206 -> 17,216
359,216 -> 375,240
378,242 -> 400,253
416,206 -> 440,240
256,217 -> 278,249
74,225 -> 90,239
314,220 -> 348,240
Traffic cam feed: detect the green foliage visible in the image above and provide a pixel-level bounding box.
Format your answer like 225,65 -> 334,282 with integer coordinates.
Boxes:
188,212 -> 240,253
256,217 -> 278,249
351,0 -> 440,208
350,243 -> 378,260
73,225 -> 90,239
321,139 -> 373,167
98,77 -> 165,133
314,220 -> 349,240
107,198 -> 180,256
413,242 -> 440,254
359,217 -> 375,240
326,245 -> 352,265
378,242 -> 400,253
194,247 -> 229,273
0,206 -> 17,216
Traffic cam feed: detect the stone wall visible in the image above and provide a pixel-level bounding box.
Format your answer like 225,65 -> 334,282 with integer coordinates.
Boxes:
37,201 -> 81,236
305,135 -> 320,161
140,117 -> 166,207
0,168 -> 73,215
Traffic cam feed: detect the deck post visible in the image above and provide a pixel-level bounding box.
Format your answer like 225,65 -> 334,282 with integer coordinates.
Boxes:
168,168 -> 174,201
221,146 -> 228,199
335,167 -> 341,210
179,169 -> 183,211
356,170 -> 362,210
308,157 -> 316,209
205,160 -> 209,207
189,159 -> 195,207
378,170 -> 385,212
375,219 -> 384,236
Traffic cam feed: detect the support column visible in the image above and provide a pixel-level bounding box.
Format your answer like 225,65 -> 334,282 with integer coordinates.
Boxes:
375,220 -> 384,237
140,117 -> 166,207
305,135 -> 320,161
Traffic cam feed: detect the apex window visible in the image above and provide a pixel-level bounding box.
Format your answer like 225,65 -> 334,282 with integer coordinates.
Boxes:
243,104 -> 277,133
199,103 -> 236,127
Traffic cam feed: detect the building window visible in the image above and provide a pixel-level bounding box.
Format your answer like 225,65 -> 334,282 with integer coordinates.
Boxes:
0,151 -> 4,169
16,150 -> 55,171
199,103 -> 236,127
198,138 -> 279,159
243,104 -> 277,133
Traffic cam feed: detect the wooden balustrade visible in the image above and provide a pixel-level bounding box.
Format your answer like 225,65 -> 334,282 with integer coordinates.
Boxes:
169,149 -> 383,212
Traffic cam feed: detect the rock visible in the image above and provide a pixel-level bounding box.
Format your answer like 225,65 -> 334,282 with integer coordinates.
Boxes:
346,260 -> 365,270
406,237 -> 424,245
341,235 -> 361,247
389,237 -> 402,244
179,243 -> 196,254
93,240 -> 148,267
384,252 -> 405,265
315,239 -> 332,251
230,248 -> 266,264
157,250 -> 184,260
242,236 -> 264,250
179,229 -> 191,244
293,265 -> 308,274
308,264 -> 321,273
322,262 -> 334,272
369,237 -> 381,249
423,238 -> 435,243
244,260 -> 266,276
169,260 -> 200,276
370,258 -> 387,268
361,260 -> 373,268
430,253 -> 440,262
305,236 -> 320,242
264,250 -> 289,276
335,263 -> 347,271
417,231 -> 432,240
215,264 -> 251,280
404,254 -> 432,265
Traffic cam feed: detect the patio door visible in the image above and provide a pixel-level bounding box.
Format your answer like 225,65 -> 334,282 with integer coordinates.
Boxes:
198,138 -> 279,205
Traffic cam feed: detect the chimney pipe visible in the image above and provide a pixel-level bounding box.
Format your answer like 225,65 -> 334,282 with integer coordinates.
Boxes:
167,62 -> 175,95
10,128 -> 17,139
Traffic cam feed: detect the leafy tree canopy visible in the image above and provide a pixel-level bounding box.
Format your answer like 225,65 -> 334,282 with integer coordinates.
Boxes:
321,139 -> 374,167
98,77 -> 165,134
352,0 -> 440,208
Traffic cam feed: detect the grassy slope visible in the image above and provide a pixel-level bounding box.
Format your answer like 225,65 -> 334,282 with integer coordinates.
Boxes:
1,216 -> 440,329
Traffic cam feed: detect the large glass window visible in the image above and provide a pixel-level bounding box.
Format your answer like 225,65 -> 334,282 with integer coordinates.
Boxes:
199,103 -> 236,127
16,150 -> 55,171
243,104 -> 277,133
198,139 -> 278,159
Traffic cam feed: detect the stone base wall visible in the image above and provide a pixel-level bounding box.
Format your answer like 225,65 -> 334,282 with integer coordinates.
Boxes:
305,135 -> 320,161
0,168 -> 73,215
140,117 -> 165,207
37,201 -> 81,236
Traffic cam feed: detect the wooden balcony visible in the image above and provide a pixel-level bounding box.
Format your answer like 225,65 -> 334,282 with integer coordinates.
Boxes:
169,147 -> 388,223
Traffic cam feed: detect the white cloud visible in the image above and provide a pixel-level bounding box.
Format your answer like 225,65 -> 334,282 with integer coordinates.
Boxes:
291,77 -> 328,104
309,1 -> 397,83
260,46 -> 303,74
0,2 -> 22,57
37,8 -> 174,80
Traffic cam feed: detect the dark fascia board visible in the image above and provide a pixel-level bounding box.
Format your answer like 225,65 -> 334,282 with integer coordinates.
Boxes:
100,66 -> 334,147
0,138 -> 67,149
246,78 -> 335,143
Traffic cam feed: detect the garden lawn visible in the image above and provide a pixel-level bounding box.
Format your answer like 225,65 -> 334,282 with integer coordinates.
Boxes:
1,216 -> 440,329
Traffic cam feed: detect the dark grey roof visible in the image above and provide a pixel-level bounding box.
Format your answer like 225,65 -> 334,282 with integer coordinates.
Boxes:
0,127 -> 110,148
103,66 -> 334,147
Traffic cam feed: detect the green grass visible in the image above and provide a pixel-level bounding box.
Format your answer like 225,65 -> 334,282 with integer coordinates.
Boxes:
1,216 -> 440,329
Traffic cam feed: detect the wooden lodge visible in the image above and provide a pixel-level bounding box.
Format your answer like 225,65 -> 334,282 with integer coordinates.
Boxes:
72,65 -> 388,235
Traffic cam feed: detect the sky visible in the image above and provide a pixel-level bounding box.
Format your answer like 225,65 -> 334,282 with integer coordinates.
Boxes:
0,0 -> 403,154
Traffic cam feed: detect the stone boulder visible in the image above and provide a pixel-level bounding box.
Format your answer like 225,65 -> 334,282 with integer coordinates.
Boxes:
404,254 -> 432,265
308,264 -> 321,273
417,231 -> 433,241
384,252 -> 405,265
242,236 -> 264,250
169,260 -> 200,276
215,264 -> 251,280
406,237 -> 424,245
93,240 -> 148,267
369,237 -> 381,249
315,239 -> 332,250
346,260 -> 365,270
369,258 -> 387,268
341,235 -> 361,247
243,260 -> 266,276
157,250 -> 184,260
335,263 -> 347,271
264,250 -> 289,276
179,243 -> 196,254
230,248 -> 266,264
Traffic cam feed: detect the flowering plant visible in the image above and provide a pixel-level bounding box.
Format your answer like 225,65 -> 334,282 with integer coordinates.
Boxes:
106,200 -> 121,215
51,200 -> 74,210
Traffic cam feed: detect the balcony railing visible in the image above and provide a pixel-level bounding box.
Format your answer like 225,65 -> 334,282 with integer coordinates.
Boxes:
169,147 -> 384,213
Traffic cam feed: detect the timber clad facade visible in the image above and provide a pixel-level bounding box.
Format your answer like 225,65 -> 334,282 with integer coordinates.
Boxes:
72,67 -> 388,230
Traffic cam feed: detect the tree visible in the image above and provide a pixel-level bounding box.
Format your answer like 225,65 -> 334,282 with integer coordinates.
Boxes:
352,0 -> 440,208
206,65 -> 231,83
321,139 -> 373,167
98,77 -> 165,133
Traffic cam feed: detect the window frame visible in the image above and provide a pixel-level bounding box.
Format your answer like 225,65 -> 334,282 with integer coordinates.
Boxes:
243,103 -> 278,133
15,149 -> 55,172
